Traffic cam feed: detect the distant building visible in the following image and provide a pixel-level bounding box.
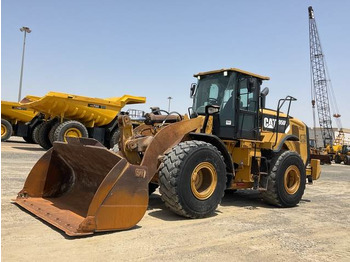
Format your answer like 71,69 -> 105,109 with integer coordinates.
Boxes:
308,127 -> 350,148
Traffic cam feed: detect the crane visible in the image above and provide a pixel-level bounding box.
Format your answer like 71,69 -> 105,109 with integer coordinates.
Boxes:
308,6 -> 342,149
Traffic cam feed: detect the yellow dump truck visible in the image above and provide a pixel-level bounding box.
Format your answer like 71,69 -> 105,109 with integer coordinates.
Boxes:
20,92 -> 146,149
1,100 -> 43,142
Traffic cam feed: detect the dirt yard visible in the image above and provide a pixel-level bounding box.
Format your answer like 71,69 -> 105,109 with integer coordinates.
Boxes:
1,138 -> 350,261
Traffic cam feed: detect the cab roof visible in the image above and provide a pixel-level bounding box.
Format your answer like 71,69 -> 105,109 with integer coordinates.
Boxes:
194,68 -> 270,80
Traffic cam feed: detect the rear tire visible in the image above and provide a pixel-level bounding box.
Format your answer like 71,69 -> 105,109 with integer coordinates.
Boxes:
334,154 -> 342,164
109,129 -> 120,149
32,122 -> 44,144
159,140 -> 226,218
38,120 -> 55,150
262,151 -> 306,207
1,119 -> 13,141
53,120 -> 88,142
344,156 -> 350,165
49,122 -> 60,143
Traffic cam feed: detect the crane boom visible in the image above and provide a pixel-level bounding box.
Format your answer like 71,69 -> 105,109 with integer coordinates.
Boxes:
308,6 -> 335,148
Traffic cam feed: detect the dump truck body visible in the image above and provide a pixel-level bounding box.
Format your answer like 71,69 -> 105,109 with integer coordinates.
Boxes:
21,92 -> 146,127
20,92 -> 146,148
1,100 -> 42,142
1,101 -> 37,123
15,68 -> 321,236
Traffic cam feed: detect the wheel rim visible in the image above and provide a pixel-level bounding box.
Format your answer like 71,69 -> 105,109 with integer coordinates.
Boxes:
191,162 -> 217,200
283,165 -> 301,195
63,127 -> 82,142
1,124 -> 7,138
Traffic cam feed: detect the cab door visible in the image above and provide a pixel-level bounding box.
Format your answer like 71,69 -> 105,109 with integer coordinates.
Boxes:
236,76 -> 260,139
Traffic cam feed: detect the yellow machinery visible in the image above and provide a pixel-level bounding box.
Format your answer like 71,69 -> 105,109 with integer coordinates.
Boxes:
15,68 -> 321,236
1,100 -> 42,142
20,92 -> 146,149
311,131 -> 348,164
334,144 -> 350,165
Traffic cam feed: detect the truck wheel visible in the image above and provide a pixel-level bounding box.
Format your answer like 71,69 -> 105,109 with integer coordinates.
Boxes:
344,156 -> 350,165
1,119 -> 13,141
49,122 -> 60,143
159,140 -> 226,218
262,151 -> 306,207
32,122 -> 44,144
53,120 -> 88,142
37,121 -> 55,150
109,129 -> 120,149
334,155 -> 342,164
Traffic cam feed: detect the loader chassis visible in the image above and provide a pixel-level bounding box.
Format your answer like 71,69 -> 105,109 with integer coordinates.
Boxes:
15,68 -> 321,236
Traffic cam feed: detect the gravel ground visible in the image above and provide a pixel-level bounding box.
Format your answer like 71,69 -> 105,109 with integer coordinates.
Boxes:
1,137 -> 350,261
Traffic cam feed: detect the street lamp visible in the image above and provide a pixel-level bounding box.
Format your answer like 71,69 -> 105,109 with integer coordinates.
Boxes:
167,96 -> 173,112
18,26 -> 31,102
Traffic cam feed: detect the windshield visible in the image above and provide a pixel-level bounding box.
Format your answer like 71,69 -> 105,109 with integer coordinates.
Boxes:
193,73 -> 234,114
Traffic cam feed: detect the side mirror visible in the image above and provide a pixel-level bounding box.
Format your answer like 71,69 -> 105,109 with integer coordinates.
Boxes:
190,83 -> 197,98
261,87 -> 269,97
260,87 -> 269,108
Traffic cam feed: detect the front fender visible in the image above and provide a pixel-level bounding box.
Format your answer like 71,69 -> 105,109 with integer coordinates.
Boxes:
140,117 -> 203,181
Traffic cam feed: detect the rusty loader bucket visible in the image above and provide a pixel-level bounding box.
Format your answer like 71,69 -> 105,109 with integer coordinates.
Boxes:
15,137 -> 149,236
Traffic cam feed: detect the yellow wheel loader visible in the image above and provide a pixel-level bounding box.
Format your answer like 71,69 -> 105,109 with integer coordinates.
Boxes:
15,68 -> 321,236
334,145 -> 350,165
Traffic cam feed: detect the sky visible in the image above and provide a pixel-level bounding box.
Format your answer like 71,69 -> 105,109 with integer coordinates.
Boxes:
1,0 -> 350,128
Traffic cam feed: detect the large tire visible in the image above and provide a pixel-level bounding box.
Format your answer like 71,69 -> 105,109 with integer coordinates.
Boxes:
1,119 -> 13,141
109,129 -> 120,149
159,140 -> 226,218
53,120 -> 88,142
49,122 -> 60,143
32,122 -> 44,144
344,156 -> 350,165
262,151 -> 306,207
334,154 -> 342,164
37,120 -> 55,150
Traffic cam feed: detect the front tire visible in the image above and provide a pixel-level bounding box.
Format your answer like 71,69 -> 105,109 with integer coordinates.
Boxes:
53,120 -> 88,142
1,119 -> 13,141
262,151 -> 306,207
159,140 -> 226,218
37,120 -> 55,150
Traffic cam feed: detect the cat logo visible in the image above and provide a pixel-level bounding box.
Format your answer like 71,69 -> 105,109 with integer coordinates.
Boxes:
262,115 -> 289,133
263,117 -> 286,129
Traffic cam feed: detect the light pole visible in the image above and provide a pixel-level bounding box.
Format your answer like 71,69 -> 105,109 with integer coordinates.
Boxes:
18,26 -> 31,102
167,96 -> 173,112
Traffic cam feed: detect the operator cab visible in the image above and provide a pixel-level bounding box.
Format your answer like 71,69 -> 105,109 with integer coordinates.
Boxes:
190,68 -> 270,140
